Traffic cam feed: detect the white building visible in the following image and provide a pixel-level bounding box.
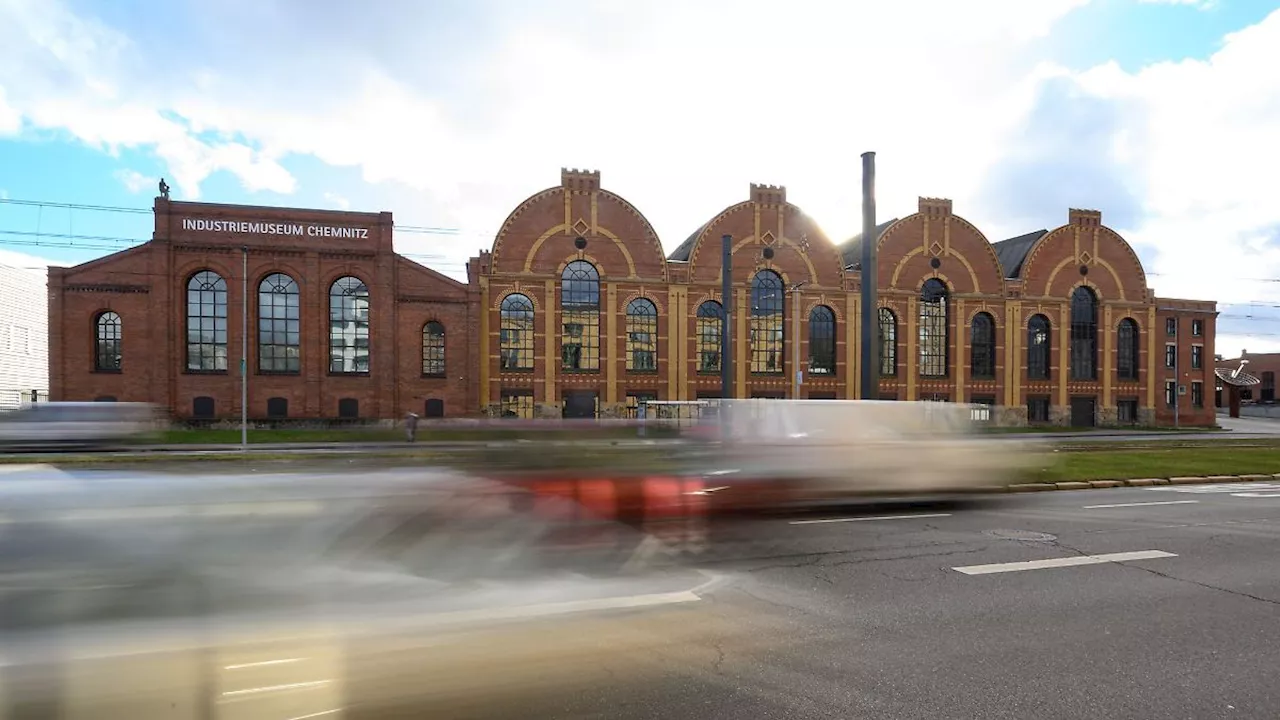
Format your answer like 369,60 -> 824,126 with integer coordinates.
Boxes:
0,257 -> 50,410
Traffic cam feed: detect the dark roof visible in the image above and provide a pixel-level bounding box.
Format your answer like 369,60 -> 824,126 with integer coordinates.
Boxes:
666,222 -> 707,262
839,219 -> 899,268
991,230 -> 1047,279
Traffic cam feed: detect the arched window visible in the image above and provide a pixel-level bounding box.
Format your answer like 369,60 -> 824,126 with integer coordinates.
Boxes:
970,312 -> 996,379
329,276 -> 370,373
696,301 -> 724,374
499,293 -> 535,371
258,273 -> 300,374
1117,317 -> 1140,380
878,307 -> 897,377
809,306 -> 836,375
422,321 -> 445,376
919,279 -> 950,378
750,270 -> 784,374
626,298 -> 658,372
186,270 -> 228,372
1070,286 -> 1098,381
1028,314 -> 1051,380
94,311 -> 122,372
560,260 -> 600,371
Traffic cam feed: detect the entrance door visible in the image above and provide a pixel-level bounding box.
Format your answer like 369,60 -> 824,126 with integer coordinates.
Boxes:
562,391 -> 598,419
1070,396 -> 1097,427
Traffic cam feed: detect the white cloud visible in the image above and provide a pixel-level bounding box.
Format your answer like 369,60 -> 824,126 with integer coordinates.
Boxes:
0,246 -> 68,271
323,191 -> 350,210
0,86 -> 19,134
0,188 -> 8,200
1138,0 -> 1216,7
114,168 -> 155,194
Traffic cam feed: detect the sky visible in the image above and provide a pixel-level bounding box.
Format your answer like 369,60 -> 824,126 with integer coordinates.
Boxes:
1,0 -> 1279,357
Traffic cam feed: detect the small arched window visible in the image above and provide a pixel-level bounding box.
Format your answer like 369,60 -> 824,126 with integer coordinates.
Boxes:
561,260 -> 600,371
626,298 -> 658,372
970,312 -> 996,379
696,301 -> 724,374
919,279 -> 950,378
750,270 -> 784,374
329,276 -> 370,373
186,270 -> 228,372
422,321 -> 446,376
95,311 -> 122,372
878,307 -> 897,377
809,306 -> 836,375
499,293 -> 535,371
1028,314 -> 1051,380
1117,317 -> 1140,381
1070,286 -> 1099,381
258,273 -> 300,373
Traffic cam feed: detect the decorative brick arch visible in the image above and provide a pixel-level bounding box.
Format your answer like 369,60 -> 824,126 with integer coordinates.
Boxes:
489,170 -> 667,281
880,198 -> 1006,295
620,291 -> 667,316
491,286 -> 541,311
1019,209 -> 1148,302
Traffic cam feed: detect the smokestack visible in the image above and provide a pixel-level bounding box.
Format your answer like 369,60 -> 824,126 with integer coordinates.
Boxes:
721,234 -> 733,400
859,152 -> 878,399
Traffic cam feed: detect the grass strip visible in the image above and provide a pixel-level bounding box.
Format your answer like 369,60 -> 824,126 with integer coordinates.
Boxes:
1024,446 -> 1280,483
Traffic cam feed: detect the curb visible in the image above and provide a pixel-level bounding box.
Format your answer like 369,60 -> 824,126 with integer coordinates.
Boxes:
1001,472 -> 1280,493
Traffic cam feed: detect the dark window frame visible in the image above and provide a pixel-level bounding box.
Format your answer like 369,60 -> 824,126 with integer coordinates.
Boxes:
919,279 -> 949,378
186,270 -> 229,373
499,293 -> 536,372
970,312 -> 996,379
94,310 -> 123,373
560,260 -> 601,373
750,270 -> 785,375
1117,318 -> 1140,381
258,272 -> 301,375
1070,286 -> 1099,381
696,301 -> 724,375
1027,314 -> 1051,381
329,276 -> 370,375
625,297 -> 658,373
808,305 -> 836,376
878,307 -> 898,378
422,320 -> 446,377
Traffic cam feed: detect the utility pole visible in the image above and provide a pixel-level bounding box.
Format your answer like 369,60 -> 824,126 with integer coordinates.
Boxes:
720,234 -> 733,401
790,282 -> 807,399
859,151 -> 878,399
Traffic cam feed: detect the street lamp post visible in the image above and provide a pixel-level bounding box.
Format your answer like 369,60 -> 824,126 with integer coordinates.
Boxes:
790,281 -> 807,399
241,246 -> 249,450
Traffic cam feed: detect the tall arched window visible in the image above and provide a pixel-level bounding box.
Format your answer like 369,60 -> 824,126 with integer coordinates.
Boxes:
1070,286 -> 1098,381
750,270 -> 784,374
94,311 -> 122,372
919,279 -> 950,378
561,260 -> 600,371
809,306 -> 836,375
1028,314 -> 1051,380
878,307 -> 898,377
186,270 -> 228,372
258,273 -> 300,374
499,293 -> 535,371
329,276 -> 370,373
970,312 -> 996,379
1117,317 -> 1140,381
422,321 -> 445,376
696,301 -> 724,374
626,298 -> 658,372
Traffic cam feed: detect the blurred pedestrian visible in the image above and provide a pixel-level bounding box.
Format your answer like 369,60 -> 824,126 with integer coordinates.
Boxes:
404,412 -> 419,443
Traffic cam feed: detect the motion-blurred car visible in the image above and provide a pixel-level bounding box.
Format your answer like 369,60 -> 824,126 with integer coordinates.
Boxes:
0,402 -> 163,449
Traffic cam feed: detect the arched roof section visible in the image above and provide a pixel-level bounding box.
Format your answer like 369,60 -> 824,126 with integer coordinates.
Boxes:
489,168 -> 667,281
680,184 -> 845,289
874,198 -> 1006,295
1016,208 -> 1149,302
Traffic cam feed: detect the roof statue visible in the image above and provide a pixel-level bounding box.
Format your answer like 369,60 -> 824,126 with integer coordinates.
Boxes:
158,178 -> 170,200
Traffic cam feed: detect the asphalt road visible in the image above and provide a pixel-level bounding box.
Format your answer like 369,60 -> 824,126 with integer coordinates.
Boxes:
445,481 -> 1280,720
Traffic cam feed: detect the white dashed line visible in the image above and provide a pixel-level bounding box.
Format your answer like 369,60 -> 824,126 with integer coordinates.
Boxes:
953,550 -> 1177,576
1083,500 -> 1200,509
789,513 -> 951,526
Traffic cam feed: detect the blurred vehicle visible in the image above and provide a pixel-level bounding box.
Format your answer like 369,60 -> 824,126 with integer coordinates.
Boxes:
0,466 -> 721,719
0,402 -> 163,450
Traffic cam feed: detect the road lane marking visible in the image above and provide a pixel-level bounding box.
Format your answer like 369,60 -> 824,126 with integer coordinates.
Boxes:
952,550 -> 1177,576
1083,500 -> 1200,509
789,513 -> 951,526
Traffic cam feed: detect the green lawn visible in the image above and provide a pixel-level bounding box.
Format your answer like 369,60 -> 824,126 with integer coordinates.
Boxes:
1024,446 -> 1280,483
152,425 -> 681,444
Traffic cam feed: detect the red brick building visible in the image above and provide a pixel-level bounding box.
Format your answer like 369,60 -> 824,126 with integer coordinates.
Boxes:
49,168 -> 1220,427
49,198 -> 476,422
